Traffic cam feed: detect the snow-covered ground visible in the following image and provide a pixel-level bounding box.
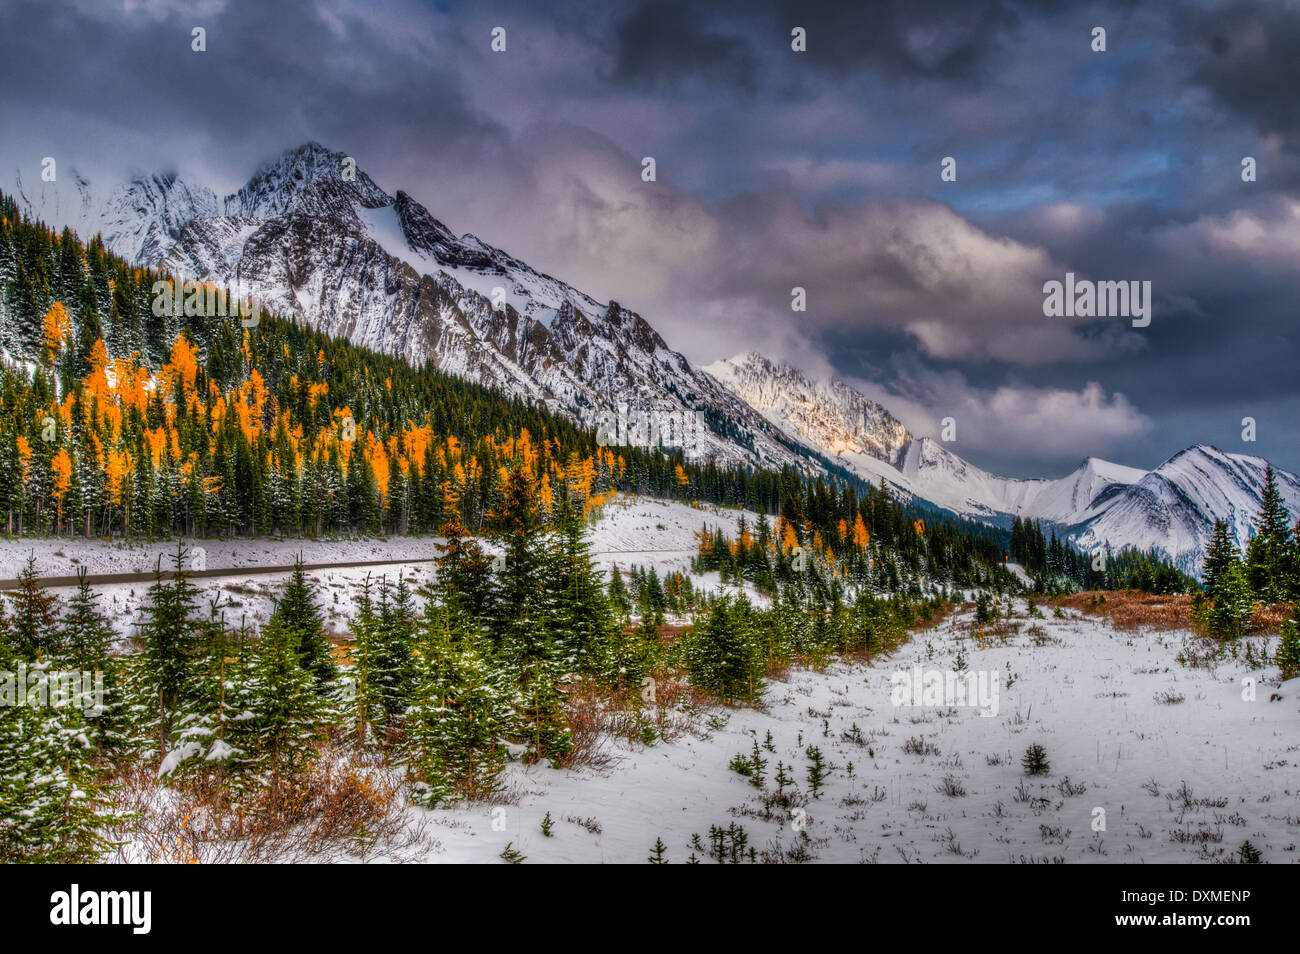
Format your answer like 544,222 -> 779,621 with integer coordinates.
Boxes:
0,536 -> 438,579
14,498 -> 1297,864
412,600 -> 1300,864
0,495 -> 763,639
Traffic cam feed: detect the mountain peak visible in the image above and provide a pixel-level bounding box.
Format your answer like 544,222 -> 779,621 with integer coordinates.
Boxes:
224,142 -> 389,219
706,352 -> 912,467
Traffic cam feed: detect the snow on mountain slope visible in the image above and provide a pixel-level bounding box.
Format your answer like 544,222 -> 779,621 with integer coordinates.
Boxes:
705,353 -> 1145,522
898,437 -> 1146,524
706,352 -> 1297,575
10,165 -> 219,266
9,144 -> 817,474
705,352 -> 909,465
1072,445 -> 1300,574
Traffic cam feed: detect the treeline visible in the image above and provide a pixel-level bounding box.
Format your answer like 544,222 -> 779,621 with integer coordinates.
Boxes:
695,477 -> 1019,600
0,192 -> 807,540
1008,517 -> 1196,594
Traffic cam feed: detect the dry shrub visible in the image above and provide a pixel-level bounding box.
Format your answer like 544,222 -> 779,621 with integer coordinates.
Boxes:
560,682 -> 622,771
1247,602 -> 1293,635
561,672 -> 715,769
908,601 -> 961,635
655,623 -> 690,646
1059,591 -> 1294,638
105,743 -> 431,863
1057,591 -> 1194,632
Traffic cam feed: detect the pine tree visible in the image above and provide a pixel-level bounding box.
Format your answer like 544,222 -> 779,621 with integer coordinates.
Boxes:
351,575 -> 417,738
349,577 -> 382,743
1209,560 -> 1254,640
405,608 -> 514,805
648,837 -> 668,864
1022,743 -> 1050,776
607,566 -> 632,621
130,544 -> 202,756
161,600 -> 255,802
1203,523 -> 1253,640
514,654 -> 572,767
1202,521 -> 1239,598
0,635 -> 117,861
1245,466 -> 1294,603
56,569 -> 124,750
683,595 -> 764,704
247,614 -> 329,800
6,555 -> 60,659
485,461 -> 548,656
545,498 -> 616,680
268,557 -> 336,687
433,502 -> 494,626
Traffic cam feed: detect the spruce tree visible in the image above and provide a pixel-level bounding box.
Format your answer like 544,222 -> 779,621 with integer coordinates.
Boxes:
248,614 -> 329,801
607,566 -> 632,621
131,545 -> 203,756
546,498 -> 616,680
56,569 -> 124,750
1202,521 -> 1239,598
6,555 -> 60,659
350,576 -> 382,743
515,653 -> 573,767
485,461 -> 547,656
0,632 -> 118,861
162,600 -> 256,804
351,575 -> 417,737
405,607 -> 514,805
268,557 -> 336,687
1245,466 -> 1294,603
1203,523 -> 1253,639
684,595 -> 765,704
1209,560 -> 1254,640
433,497 -> 494,626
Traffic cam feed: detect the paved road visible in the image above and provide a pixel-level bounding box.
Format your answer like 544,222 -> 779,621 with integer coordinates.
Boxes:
0,555 -> 439,590
0,544 -> 698,590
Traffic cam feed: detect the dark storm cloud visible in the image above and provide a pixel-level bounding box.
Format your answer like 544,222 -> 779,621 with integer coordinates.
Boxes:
0,0 -> 502,186
1175,0 -> 1300,138
0,0 -> 1295,475
606,0 -> 762,92
601,0 -> 1061,93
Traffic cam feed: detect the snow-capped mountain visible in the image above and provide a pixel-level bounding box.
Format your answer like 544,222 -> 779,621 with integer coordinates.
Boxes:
706,352 -> 1300,574
10,144 -> 818,472
15,147 -> 1298,574
704,352 -> 910,466
704,352 -> 1144,521
1071,446 -> 1300,575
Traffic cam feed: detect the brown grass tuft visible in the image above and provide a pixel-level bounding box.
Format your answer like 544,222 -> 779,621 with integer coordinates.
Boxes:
1056,591 -> 1293,637
1056,591 -> 1193,632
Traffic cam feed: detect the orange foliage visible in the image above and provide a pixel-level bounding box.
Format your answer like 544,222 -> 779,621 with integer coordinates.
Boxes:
42,301 -> 70,353
50,449 -> 72,512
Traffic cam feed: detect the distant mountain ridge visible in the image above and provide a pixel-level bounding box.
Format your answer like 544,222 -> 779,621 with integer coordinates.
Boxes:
705,352 -> 1300,574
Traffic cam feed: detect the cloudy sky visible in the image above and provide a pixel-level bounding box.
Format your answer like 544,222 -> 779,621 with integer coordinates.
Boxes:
2,0 -> 1296,477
